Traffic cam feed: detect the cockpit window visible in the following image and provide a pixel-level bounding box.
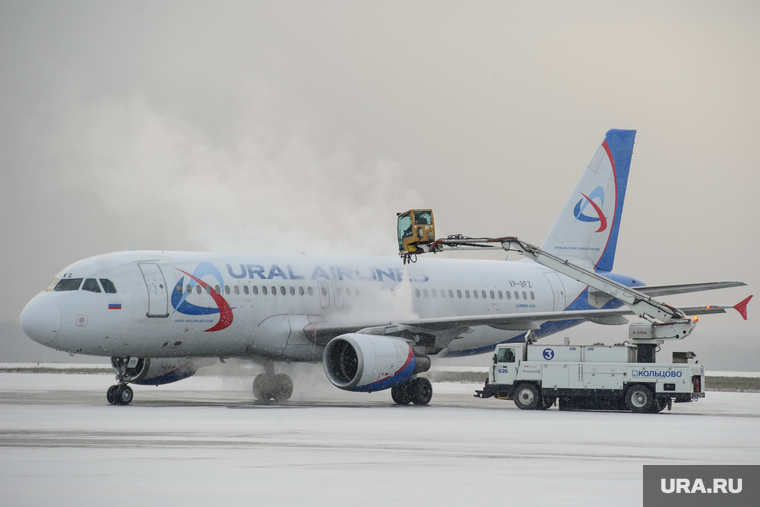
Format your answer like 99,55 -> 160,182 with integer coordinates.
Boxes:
82,278 -> 102,293
100,279 -> 117,294
53,278 -> 83,291
45,278 -> 60,291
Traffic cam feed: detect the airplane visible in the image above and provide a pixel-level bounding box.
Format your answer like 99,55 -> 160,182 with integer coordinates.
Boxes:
19,129 -> 751,406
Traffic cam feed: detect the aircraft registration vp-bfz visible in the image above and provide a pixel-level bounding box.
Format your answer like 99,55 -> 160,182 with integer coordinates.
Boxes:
20,129 -> 750,406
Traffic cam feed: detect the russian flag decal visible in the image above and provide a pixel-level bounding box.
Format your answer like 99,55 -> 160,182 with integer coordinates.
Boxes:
108,303 -> 122,310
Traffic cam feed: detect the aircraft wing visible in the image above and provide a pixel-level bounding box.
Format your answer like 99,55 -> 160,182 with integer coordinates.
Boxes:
304,296 -> 752,345
635,281 -> 746,297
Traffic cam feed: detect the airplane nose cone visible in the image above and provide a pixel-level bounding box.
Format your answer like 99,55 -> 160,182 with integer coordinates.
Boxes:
19,297 -> 61,345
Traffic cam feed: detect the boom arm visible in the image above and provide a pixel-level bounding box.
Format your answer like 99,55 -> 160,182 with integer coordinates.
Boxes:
417,234 -> 696,340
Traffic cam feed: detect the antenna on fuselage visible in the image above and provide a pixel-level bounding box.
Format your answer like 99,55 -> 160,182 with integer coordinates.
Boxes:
128,241 -> 135,252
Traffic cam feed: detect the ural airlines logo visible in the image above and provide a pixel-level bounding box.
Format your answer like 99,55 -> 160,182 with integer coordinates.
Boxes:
573,186 -> 608,233
171,262 -> 233,332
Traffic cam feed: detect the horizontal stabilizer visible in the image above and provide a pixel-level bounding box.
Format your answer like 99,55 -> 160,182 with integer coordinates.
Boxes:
637,281 -> 746,297
734,295 -> 753,320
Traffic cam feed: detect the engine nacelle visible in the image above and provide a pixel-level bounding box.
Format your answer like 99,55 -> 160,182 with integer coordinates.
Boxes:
111,357 -> 214,386
323,334 -> 431,392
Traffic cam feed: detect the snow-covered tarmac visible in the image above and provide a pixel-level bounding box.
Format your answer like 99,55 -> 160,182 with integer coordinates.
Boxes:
1,372 -> 759,507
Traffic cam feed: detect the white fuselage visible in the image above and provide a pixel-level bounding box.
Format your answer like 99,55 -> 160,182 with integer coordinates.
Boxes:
20,250 -> 614,361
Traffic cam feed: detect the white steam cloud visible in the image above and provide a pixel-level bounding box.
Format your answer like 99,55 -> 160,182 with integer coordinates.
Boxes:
53,95 -> 422,256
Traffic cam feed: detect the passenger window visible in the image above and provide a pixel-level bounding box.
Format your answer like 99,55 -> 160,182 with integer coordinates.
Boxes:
415,289 -> 420,298
272,286 -> 278,295
473,290 -> 478,299
448,289 -> 454,298
100,279 -> 117,294
320,287 -> 327,297
530,291 -> 535,300
490,291 -> 495,299
431,289 -> 437,298
465,290 -> 470,299
225,285 -> 230,295
243,286 -> 249,295
234,286 -> 240,295
196,285 -> 202,294
206,286 -> 212,294
289,287 -> 295,296
253,286 -> 259,295
498,291 -> 503,299
215,285 -> 221,294
54,278 -> 83,291
281,286 -> 286,295
457,290 -> 462,299
355,288 -> 360,296
506,291 -> 511,300
346,288 -> 351,296
82,278 -> 101,293
522,291 -> 527,300
308,287 -> 314,296
482,290 -> 487,299
423,289 -> 428,297
514,291 -> 519,300
175,284 -> 182,294
298,286 -> 304,296
263,286 -> 268,295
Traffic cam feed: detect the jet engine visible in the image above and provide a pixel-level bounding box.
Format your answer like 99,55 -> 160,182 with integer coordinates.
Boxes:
110,357 -> 214,386
323,334 -> 431,392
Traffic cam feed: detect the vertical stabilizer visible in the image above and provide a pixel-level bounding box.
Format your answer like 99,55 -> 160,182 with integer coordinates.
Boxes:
540,129 -> 636,272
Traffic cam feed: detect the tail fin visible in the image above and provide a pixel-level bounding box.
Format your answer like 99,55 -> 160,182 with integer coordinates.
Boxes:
540,129 -> 636,272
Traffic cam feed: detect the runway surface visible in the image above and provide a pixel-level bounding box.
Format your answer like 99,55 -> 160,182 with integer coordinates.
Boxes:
1,371 -> 759,507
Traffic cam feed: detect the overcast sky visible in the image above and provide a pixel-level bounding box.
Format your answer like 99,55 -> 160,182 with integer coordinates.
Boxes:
1,1 -> 758,368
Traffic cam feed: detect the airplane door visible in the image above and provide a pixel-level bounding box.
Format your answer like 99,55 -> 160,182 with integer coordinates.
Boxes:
332,282 -> 344,308
543,272 -> 566,311
317,281 -> 330,309
138,263 -> 169,318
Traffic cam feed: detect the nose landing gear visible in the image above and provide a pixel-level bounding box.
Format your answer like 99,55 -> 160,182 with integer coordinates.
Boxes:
107,357 -> 135,405
106,384 -> 134,405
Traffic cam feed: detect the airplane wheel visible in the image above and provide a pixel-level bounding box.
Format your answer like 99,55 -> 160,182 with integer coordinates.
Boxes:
410,378 -> 433,406
271,373 -> 293,402
391,383 -> 412,405
252,374 -> 271,401
107,385 -> 118,405
114,385 -> 133,406
513,383 -> 540,410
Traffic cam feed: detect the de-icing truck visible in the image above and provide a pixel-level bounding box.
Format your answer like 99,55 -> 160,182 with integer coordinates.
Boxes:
474,334 -> 704,413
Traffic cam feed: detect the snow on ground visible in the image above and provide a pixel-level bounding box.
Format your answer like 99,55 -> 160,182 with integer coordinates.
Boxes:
0,373 -> 759,507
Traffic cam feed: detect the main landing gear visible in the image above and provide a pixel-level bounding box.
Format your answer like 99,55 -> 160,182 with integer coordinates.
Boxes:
391,377 -> 433,406
107,357 -> 134,406
252,362 -> 293,403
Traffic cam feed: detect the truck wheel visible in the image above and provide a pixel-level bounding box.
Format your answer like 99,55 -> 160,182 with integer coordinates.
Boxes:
513,383 -> 540,410
625,384 -> 654,413
540,396 -> 555,410
650,397 -> 668,413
